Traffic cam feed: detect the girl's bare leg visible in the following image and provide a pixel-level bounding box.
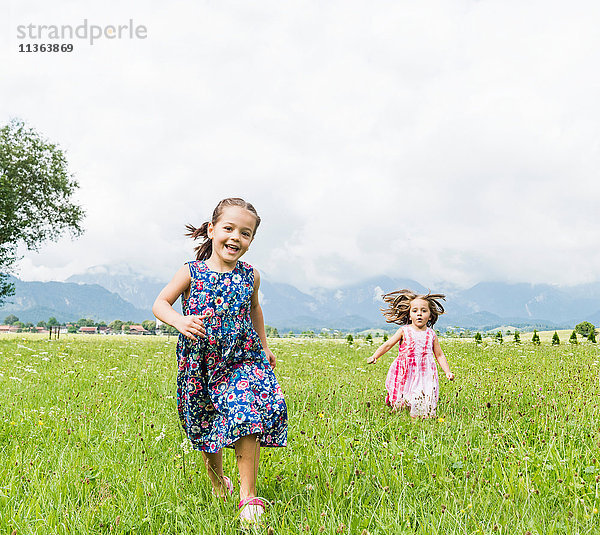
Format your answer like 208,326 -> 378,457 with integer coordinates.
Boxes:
234,434 -> 261,500
202,450 -> 229,496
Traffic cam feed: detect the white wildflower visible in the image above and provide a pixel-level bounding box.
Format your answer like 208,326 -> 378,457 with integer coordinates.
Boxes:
155,425 -> 166,442
180,438 -> 193,454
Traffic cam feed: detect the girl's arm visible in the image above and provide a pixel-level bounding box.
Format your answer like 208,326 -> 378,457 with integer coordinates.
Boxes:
366,328 -> 404,364
433,334 -> 454,380
152,265 -> 207,341
250,268 -> 276,369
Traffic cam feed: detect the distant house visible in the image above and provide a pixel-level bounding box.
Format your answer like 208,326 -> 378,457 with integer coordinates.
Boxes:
35,327 -> 49,334
0,325 -> 19,333
127,324 -> 147,335
98,325 -> 109,335
79,326 -> 97,334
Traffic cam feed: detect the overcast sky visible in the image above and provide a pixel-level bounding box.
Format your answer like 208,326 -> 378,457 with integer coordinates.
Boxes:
3,0 -> 600,291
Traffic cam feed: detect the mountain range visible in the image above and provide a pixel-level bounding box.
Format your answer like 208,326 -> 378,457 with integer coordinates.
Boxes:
1,264 -> 600,331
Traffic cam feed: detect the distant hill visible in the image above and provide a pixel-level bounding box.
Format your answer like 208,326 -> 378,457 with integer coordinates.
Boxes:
451,282 -> 600,324
259,278 -> 574,332
3,265 -> 600,331
0,275 -> 150,324
66,264 -> 165,310
259,276 -> 427,331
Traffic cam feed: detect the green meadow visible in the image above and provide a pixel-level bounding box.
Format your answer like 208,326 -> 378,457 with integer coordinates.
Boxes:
1,334 -> 599,534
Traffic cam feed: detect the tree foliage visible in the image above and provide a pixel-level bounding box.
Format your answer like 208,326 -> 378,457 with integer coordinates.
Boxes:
474,332 -> 482,344
0,119 -> 84,304
109,320 -> 124,332
265,325 -> 280,338
589,330 -> 597,343
531,330 -> 541,345
569,330 -> 578,345
552,331 -> 560,346
142,320 -> 156,332
575,321 -> 595,337
3,314 -> 19,325
513,331 -> 521,344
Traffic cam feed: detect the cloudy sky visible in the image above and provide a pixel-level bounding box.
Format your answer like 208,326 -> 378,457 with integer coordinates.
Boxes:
3,0 -> 600,291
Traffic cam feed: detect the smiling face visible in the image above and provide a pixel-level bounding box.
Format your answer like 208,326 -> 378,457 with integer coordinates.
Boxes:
409,298 -> 431,330
207,206 -> 257,271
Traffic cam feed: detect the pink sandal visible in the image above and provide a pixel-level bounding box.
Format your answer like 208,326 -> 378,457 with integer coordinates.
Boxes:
238,496 -> 267,524
211,476 -> 234,499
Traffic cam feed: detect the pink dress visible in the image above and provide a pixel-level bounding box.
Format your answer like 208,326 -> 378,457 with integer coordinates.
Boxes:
385,325 -> 439,417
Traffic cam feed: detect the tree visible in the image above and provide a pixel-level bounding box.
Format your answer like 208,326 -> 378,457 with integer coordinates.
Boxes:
109,319 -> 123,332
3,314 -> 19,325
552,331 -> 560,346
37,320 -> 47,328
575,321 -> 595,338
163,324 -> 178,335
0,119 -> 84,305
569,330 -> 578,345
47,316 -> 59,327
495,331 -> 503,344
365,333 -> 373,345
383,333 -> 389,342
531,330 -> 541,345
265,325 -> 279,338
589,330 -> 597,343
142,320 -> 156,332
346,334 -> 354,345
474,332 -> 482,344
513,331 -> 521,344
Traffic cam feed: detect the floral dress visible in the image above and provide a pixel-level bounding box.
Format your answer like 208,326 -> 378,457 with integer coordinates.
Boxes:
176,260 -> 287,453
385,325 -> 439,417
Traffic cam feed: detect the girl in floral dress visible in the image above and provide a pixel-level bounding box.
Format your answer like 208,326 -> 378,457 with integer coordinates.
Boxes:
153,198 -> 287,524
367,289 -> 454,418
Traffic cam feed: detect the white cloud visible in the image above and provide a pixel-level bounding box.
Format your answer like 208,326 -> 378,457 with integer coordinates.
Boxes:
4,0 -> 600,290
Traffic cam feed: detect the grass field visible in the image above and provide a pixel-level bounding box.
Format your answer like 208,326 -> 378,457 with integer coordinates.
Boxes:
1,334 -> 599,534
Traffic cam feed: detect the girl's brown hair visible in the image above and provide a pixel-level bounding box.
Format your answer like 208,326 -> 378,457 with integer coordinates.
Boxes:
185,198 -> 261,261
381,289 -> 446,327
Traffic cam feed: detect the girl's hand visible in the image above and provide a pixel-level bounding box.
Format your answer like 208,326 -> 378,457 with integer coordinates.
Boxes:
445,371 -> 455,381
367,355 -> 377,364
176,314 -> 208,341
264,348 -> 276,369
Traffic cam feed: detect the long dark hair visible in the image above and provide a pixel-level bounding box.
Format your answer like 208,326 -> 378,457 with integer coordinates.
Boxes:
185,198 -> 261,260
381,289 -> 446,326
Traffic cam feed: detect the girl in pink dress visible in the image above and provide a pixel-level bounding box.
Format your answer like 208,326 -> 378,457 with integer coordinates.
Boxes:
367,290 -> 454,418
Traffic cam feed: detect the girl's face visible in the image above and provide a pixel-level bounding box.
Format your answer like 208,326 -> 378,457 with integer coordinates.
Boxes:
409,298 -> 431,330
208,206 -> 257,268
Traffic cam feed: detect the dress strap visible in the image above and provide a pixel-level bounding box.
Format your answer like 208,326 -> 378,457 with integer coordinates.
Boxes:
187,260 -> 206,279
239,261 -> 255,285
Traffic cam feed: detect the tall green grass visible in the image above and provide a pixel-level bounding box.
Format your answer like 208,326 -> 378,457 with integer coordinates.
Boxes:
1,334 -> 599,533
